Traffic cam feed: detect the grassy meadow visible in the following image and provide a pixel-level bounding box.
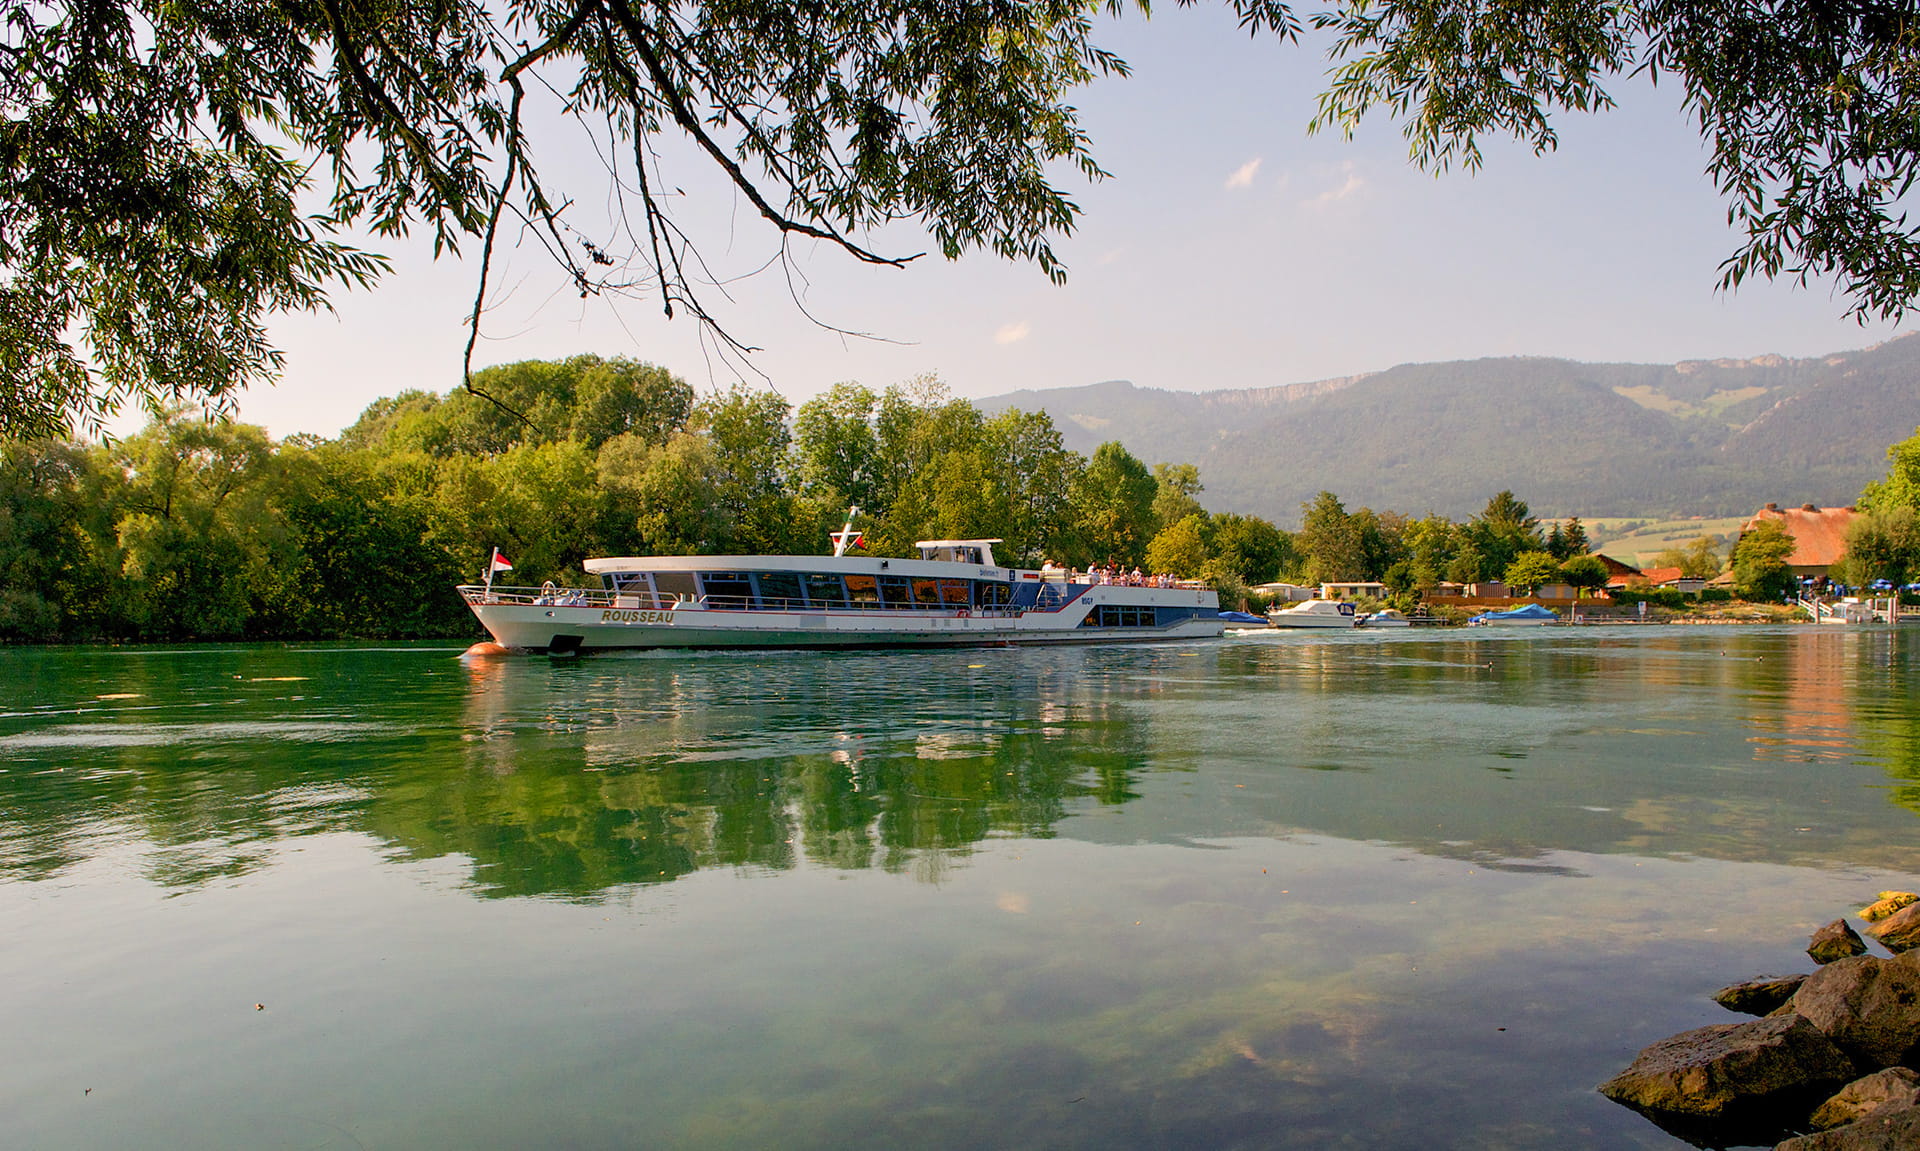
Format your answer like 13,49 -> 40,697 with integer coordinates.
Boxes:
1580,515 -> 1750,568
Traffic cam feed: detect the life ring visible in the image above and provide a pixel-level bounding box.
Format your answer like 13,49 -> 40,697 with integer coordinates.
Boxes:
956,608 -> 970,619
541,581 -> 557,595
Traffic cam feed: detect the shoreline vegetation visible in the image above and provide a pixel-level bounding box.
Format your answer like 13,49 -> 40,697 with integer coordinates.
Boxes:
3,356 -> 1912,646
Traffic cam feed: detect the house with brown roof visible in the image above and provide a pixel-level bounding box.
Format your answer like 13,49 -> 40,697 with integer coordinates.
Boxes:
1599,554 -> 1644,589
1737,503 -> 1858,580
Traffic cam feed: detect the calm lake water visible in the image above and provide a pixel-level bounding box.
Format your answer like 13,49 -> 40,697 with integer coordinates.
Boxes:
4,627 -> 1919,1149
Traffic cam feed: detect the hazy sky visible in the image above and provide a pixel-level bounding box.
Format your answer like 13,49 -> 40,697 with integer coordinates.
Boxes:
237,11 -> 1903,440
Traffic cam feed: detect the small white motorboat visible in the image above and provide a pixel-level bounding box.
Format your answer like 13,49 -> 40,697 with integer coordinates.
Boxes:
1268,599 -> 1358,629
1359,608 -> 1411,628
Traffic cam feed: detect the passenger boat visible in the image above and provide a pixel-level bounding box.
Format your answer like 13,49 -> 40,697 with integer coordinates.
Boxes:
458,527 -> 1222,654
1267,599 -> 1358,629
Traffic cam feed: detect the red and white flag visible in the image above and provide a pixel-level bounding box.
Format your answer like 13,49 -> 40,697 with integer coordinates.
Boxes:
488,548 -> 513,572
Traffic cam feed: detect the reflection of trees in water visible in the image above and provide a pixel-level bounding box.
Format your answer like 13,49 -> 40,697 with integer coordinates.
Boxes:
382,651 -> 1172,898
0,647 -> 1176,899
1846,629 -> 1920,818
0,647 -> 385,889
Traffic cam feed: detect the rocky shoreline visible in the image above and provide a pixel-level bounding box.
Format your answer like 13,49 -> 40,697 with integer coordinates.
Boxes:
1599,892 -> 1920,1148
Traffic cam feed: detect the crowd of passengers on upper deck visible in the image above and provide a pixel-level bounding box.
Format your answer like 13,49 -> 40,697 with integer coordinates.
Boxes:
1042,562 -> 1178,588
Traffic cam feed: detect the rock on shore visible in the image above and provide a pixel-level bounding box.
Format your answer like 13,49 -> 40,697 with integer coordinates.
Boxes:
1597,1014 -> 1855,1121
1600,889 -> 1920,1149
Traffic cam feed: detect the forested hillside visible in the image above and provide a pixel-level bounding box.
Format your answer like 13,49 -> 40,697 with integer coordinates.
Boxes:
985,335 -> 1920,524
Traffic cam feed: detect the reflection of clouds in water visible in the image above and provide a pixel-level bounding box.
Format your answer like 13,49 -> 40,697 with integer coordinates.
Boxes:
0,720 -> 379,750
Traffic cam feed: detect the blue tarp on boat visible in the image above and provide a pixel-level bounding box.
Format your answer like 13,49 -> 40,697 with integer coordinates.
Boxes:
1469,603 -> 1559,624
1218,611 -> 1266,625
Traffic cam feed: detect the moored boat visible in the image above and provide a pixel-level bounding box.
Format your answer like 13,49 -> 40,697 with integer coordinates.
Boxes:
1358,608 -> 1411,627
1467,604 -> 1560,627
1267,599 -> 1358,629
459,531 -> 1222,654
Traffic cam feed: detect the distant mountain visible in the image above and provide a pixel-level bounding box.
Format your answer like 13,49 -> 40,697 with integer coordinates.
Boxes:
981,335 -> 1920,526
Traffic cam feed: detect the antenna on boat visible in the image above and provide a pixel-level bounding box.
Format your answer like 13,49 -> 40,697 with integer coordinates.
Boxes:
830,506 -> 863,557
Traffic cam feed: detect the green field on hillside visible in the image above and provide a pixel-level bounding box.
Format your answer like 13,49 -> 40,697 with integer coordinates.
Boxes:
1579,516 -> 1749,567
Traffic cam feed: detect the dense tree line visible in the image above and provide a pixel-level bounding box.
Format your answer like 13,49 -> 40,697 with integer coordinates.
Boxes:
0,357 -> 1303,643
18,353 -> 1903,644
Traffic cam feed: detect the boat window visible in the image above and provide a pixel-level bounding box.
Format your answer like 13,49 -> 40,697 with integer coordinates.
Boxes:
756,571 -> 803,610
879,575 -> 913,608
653,570 -> 699,605
700,572 -> 755,609
911,578 -> 942,606
608,573 -> 658,608
938,580 -> 970,606
844,574 -> 879,607
804,573 -> 844,609
1089,605 -> 1154,627
978,582 -> 1012,609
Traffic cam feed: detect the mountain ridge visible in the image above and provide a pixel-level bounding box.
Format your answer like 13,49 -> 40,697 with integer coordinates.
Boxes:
979,335 -> 1920,527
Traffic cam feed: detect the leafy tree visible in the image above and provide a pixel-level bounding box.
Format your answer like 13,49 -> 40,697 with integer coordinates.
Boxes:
1467,490 -> 1543,580
0,438 -> 112,639
1401,513 -> 1466,589
1731,519 -> 1798,601
1502,551 -> 1562,594
0,0 -> 1300,437
1861,426 -> 1920,513
1841,508 -> 1920,589
696,386 -> 799,553
1298,491 -> 1366,583
1144,514 -> 1211,579
792,384 -> 882,514
1655,536 -> 1724,579
1353,507 -> 1407,581
1208,512 -> 1294,585
1074,442 -> 1158,567
1151,463 -> 1205,529
102,412 -> 313,639
600,432 -> 730,556
1559,553 -> 1610,593
981,409 -> 1084,568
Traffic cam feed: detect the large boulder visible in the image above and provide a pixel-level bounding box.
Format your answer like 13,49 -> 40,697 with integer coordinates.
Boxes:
1809,1068 -> 1920,1131
1865,902 -> 1920,954
1774,1107 -> 1920,1150
1717,975 -> 1811,1016
1810,920 -> 1869,964
1786,953 -> 1920,1068
1858,892 -> 1917,923
1599,1013 -> 1856,1122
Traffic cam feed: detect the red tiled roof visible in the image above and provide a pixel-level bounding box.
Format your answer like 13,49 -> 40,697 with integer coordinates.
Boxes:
1638,566 -> 1685,585
1740,504 -> 1857,568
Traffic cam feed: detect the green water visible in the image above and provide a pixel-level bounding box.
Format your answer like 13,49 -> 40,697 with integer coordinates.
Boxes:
3,628 -> 1918,1149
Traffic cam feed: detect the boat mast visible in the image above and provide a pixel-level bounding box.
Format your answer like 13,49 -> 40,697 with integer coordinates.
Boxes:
830,506 -> 863,557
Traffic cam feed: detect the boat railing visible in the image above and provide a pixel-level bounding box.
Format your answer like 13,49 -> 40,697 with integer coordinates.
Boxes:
457,584 -> 1026,616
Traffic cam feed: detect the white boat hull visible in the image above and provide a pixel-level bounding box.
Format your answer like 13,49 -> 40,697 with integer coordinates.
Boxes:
1267,601 -> 1358,629
468,592 -> 1221,652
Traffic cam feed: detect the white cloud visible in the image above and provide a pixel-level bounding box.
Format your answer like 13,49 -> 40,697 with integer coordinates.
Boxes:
995,321 -> 1031,345
1307,161 -> 1367,207
1225,158 -> 1262,190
